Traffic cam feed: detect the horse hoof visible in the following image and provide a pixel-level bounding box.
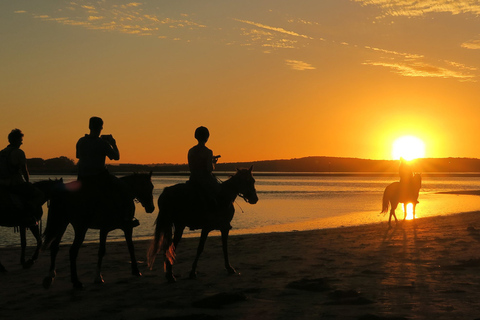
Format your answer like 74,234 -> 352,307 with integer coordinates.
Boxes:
189,271 -> 197,280
94,276 -> 104,284
42,277 -> 54,289
22,259 -> 35,269
166,274 -> 176,283
73,281 -> 84,289
226,266 -> 236,275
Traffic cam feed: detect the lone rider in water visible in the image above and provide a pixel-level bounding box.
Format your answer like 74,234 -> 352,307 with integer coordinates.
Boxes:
76,117 -> 137,227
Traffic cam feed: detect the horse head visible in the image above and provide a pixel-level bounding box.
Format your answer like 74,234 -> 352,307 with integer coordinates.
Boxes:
129,172 -> 155,213
234,166 -> 258,204
33,178 -> 64,201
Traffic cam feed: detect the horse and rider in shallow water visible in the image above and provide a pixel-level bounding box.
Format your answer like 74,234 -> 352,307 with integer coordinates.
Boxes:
381,158 -> 422,227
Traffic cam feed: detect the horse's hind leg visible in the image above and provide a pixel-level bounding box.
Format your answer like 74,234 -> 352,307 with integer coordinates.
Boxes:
221,229 -> 236,274
190,229 -> 209,279
165,226 -> 184,283
70,227 -> 87,289
123,227 -> 141,277
389,202 -> 399,227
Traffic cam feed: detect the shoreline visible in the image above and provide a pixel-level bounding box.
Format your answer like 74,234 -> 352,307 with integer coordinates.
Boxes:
3,211 -> 480,319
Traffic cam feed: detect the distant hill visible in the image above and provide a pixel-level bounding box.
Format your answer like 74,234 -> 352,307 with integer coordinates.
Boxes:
27,156 -> 480,175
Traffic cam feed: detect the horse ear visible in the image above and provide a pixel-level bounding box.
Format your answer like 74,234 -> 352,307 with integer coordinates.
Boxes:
249,165 -> 253,172
149,171 -> 153,178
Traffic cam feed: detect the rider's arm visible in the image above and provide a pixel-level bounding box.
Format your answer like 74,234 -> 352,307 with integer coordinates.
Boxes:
13,149 -> 29,183
105,137 -> 120,161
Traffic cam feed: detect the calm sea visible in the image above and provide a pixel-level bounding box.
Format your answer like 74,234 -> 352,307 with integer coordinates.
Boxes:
1,173 -> 480,247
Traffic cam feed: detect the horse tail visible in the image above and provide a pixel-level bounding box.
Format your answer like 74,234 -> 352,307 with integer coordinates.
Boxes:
147,189 -> 175,270
381,185 -> 390,214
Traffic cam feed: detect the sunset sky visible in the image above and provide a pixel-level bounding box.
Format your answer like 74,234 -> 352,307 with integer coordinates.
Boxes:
2,0 -> 480,164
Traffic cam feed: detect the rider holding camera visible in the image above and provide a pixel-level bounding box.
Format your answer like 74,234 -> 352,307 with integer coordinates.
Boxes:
76,117 -> 137,227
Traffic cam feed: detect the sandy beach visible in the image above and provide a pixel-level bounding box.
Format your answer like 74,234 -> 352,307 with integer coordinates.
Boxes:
2,210 -> 480,320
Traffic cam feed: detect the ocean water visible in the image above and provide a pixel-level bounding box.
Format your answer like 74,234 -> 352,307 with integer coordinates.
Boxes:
1,174 -> 480,247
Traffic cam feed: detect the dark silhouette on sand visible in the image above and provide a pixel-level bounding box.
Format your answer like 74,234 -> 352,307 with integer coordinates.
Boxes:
42,172 -> 155,289
0,129 -> 63,271
147,166 -> 258,283
42,117 -> 155,289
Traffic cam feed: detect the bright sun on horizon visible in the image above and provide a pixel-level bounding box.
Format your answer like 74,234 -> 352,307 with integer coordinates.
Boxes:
392,136 -> 426,161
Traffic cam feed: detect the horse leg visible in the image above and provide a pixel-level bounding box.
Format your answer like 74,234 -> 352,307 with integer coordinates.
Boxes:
23,226 -> 42,269
70,227 -> 87,289
221,228 -> 236,274
20,227 -> 27,267
95,229 -> 108,284
189,229 -> 209,279
403,203 -> 408,221
43,237 -> 61,289
0,261 -> 6,273
165,226 -> 184,283
389,202 -> 399,227
412,203 -> 416,220
123,227 -> 142,277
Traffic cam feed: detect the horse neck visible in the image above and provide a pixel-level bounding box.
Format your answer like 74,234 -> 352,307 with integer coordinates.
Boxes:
219,175 -> 240,202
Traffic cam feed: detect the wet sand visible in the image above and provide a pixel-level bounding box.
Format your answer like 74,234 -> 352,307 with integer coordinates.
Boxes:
2,211 -> 480,319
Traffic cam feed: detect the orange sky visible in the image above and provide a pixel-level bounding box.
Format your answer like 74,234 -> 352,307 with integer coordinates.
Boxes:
2,1 -> 480,164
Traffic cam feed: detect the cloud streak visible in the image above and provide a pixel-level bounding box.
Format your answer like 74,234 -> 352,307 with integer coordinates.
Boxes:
285,60 -> 315,71
354,0 -> 480,17
234,19 -> 313,39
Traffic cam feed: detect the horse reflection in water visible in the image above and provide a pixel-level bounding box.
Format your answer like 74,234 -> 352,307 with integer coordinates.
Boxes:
147,167 -> 258,283
42,172 -> 155,289
0,179 -> 62,272
381,173 -> 422,227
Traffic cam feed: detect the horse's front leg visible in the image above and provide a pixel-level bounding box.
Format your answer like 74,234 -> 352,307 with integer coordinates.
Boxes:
70,227 -> 87,289
123,227 -> 141,277
22,225 -> 42,269
221,228 -> 236,274
43,237 -> 61,289
19,227 -> 27,267
95,229 -> 108,284
190,229 -> 209,279
412,203 -> 416,220
403,203 -> 408,221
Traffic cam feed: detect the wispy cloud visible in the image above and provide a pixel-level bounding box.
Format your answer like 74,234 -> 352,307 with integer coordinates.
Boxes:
234,19 -> 313,39
461,39 -> 480,49
285,60 -> 315,71
24,1 -> 206,39
354,0 -> 480,17
363,60 -> 475,81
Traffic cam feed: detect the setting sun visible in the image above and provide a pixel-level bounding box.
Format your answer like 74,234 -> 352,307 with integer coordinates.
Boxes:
392,136 -> 426,161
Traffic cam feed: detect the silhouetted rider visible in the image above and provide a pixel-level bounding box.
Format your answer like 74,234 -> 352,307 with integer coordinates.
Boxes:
0,129 -> 42,225
187,127 -> 221,218
398,157 -> 418,203
76,117 -> 137,227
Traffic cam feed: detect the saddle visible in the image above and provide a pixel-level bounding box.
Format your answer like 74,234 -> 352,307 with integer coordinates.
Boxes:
0,186 -> 36,227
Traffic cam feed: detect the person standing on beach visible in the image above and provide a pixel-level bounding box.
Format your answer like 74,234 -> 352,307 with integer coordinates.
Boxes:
76,117 -> 137,226
0,129 -> 42,225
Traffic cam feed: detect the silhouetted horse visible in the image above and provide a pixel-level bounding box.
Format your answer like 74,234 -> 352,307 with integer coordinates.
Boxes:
381,173 -> 421,227
0,179 -> 63,272
147,167 -> 258,283
42,172 -> 155,289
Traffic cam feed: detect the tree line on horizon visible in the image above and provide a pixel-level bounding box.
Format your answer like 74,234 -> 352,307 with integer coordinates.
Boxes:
26,156 -> 480,174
